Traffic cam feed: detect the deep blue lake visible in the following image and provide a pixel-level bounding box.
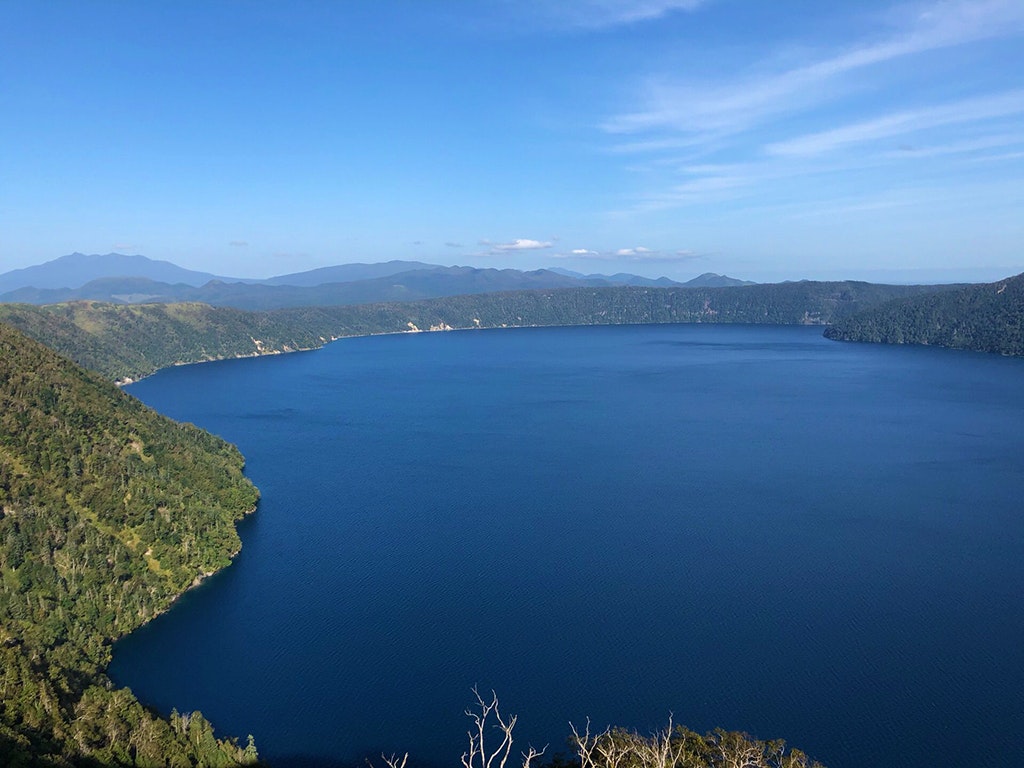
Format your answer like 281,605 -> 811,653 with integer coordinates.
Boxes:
110,324 -> 1024,768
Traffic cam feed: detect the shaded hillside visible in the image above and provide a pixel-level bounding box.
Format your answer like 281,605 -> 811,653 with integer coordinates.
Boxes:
823,273 -> 1024,356
1,281 -> 956,383
0,321 -> 262,765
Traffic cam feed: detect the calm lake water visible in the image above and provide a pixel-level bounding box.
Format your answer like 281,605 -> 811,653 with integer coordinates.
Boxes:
110,324 -> 1024,768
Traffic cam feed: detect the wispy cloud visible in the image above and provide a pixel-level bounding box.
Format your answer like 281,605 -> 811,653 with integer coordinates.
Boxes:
600,0 -> 1024,216
768,90 -> 1024,156
784,191 -> 929,220
884,131 -> 1024,158
229,240 -> 249,247
967,149 -> 1024,163
521,0 -> 709,30
605,0 -> 1024,140
444,241 -> 464,248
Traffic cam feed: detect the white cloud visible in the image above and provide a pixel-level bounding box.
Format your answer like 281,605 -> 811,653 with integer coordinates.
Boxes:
445,241 -> 464,248
555,246 -> 706,263
493,238 -> 554,250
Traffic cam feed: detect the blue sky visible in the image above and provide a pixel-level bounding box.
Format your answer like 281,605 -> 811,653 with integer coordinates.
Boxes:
2,0 -> 1022,282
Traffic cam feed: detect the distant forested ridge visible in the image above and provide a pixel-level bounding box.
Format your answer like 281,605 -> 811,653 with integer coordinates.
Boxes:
0,321 -> 261,766
824,273 -> 1024,356
0,281 -> 954,382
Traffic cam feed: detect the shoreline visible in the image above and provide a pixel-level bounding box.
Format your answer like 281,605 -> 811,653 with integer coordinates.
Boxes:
114,323 -> 504,386
115,318 -> 826,386
127,502 -> 258,632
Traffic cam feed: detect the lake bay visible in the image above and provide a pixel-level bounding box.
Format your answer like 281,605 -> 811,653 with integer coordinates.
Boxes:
110,324 -> 1024,768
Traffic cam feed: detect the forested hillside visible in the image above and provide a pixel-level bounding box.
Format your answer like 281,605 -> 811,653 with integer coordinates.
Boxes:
0,321 -> 261,766
0,281 -> 955,382
824,273 -> 1024,355
0,301 -> 333,383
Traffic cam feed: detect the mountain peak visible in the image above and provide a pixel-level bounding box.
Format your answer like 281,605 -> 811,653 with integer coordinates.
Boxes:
0,253 -> 227,293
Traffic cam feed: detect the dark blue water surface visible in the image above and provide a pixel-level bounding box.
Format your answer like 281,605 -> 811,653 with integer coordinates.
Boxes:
110,325 -> 1024,768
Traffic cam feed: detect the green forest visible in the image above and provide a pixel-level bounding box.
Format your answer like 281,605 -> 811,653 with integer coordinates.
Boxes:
0,321 -> 260,766
824,272 -> 1024,355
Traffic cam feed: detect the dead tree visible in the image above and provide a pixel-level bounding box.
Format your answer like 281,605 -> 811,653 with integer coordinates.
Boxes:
462,687 -> 546,768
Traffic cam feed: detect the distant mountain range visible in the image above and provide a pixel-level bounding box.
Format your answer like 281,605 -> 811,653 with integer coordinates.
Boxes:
548,268 -> 752,288
0,252 -> 235,293
260,260 -> 442,286
0,253 -> 755,311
